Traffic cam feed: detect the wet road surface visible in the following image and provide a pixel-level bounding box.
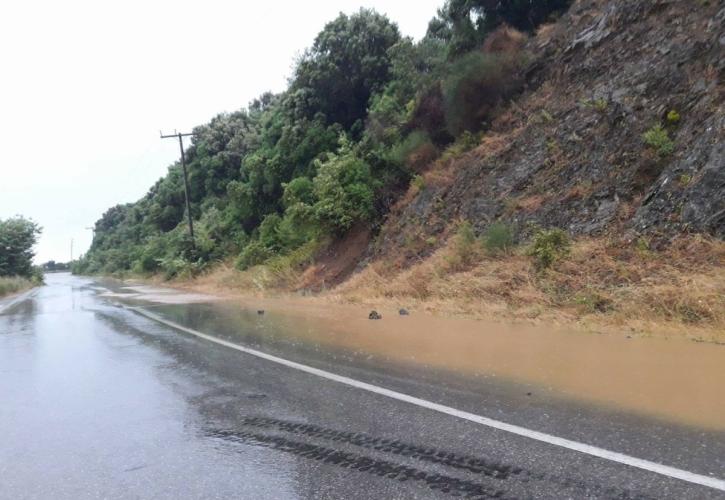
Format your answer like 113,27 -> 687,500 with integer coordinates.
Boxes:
1,273 -> 723,499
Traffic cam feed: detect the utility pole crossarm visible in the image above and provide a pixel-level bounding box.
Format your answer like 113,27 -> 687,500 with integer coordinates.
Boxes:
160,130 -> 198,248
160,132 -> 195,139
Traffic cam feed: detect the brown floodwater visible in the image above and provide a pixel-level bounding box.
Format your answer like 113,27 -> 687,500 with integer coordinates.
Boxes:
212,298 -> 725,431
108,281 -> 725,432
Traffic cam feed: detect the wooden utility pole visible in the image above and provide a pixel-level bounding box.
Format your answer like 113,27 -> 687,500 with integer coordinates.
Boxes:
160,131 -> 196,247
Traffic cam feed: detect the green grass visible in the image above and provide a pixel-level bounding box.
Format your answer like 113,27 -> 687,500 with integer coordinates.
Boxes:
483,223 -> 514,254
0,276 -> 34,298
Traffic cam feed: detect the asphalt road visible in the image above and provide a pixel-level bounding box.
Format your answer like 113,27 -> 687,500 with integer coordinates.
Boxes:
1,273 -> 723,499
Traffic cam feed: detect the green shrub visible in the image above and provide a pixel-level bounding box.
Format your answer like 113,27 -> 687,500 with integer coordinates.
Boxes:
133,251 -> 160,274
441,130 -> 481,161
389,130 -> 433,166
593,98 -> 607,112
282,177 -> 315,207
312,141 -> 376,233
258,213 -> 284,252
411,175 -> 426,191
235,241 -> 273,271
528,228 -> 570,269
483,223 -> 514,254
678,173 -> 692,186
642,124 -> 674,157
159,257 -> 200,280
666,109 -> 680,124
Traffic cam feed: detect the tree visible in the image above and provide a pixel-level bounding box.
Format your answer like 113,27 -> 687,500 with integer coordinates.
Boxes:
289,9 -> 401,129
0,217 -> 42,278
427,0 -> 571,57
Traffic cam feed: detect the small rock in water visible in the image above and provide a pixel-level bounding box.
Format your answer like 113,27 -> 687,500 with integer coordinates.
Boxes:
257,310 -> 265,315
369,310 -> 382,320
399,308 -> 409,316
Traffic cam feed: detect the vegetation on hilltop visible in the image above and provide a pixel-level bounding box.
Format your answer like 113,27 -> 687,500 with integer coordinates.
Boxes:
75,2 -> 571,278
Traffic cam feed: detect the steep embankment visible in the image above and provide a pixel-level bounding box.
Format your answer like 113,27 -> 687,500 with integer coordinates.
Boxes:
195,0 -> 724,338
377,0 -> 724,256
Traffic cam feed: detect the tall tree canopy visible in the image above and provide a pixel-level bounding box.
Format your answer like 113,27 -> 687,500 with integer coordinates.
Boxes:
0,216 -> 41,278
428,0 -> 571,56
289,9 -> 402,129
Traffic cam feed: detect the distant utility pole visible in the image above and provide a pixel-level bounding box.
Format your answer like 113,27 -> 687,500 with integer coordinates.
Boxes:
161,130 -> 197,247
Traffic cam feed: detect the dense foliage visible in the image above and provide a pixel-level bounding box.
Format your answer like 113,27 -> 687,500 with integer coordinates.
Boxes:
0,216 -> 42,279
75,2 -> 570,278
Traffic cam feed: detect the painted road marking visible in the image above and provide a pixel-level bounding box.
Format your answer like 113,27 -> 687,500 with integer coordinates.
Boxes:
130,306 -> 725,492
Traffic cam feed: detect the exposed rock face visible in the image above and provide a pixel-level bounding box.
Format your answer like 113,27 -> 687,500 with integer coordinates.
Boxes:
375,0 -> 724,264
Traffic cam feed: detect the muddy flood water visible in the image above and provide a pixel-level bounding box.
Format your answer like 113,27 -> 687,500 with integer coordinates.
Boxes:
120,287 -> 725,432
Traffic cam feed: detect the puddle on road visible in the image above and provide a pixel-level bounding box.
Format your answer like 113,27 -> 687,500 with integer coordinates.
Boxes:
98,284 -> 218,305
109,285 -> 725,431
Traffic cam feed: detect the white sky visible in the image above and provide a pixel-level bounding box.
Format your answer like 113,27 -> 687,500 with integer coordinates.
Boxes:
0,0 -> 443,264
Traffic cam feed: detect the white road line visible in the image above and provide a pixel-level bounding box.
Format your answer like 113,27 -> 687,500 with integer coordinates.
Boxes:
130,306 -> 725,492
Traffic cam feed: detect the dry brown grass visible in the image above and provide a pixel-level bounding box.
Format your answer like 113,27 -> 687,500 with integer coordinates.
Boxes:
0,276 -> 34,298
333,234 -> 725,340
169,232 -> 724,342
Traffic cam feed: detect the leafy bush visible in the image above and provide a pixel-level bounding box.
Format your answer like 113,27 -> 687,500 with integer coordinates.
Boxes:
389,130 -> 434,166
642,124 -> 674,157
529,228 -> 570,269
235,241 -> 273,271
483,223 -> 514,254
666,109 -> 680,124
158,257 -> 203,281
134,250 -> 160,274
312,141 -> 376,233
283,177 -> 315,207
441,130 -> 481,161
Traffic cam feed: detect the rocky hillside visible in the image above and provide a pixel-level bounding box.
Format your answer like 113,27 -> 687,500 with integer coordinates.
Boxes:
375,0 -> 724,265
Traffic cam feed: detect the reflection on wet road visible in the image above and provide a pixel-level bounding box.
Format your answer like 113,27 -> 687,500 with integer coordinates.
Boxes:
1,274 -> 723,499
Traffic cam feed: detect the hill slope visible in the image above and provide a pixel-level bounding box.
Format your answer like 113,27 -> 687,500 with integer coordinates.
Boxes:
78,0 -> 724,336
377,0 -> 724,260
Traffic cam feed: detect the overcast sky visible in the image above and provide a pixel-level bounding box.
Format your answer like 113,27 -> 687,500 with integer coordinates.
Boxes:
0,0 -> 443,263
